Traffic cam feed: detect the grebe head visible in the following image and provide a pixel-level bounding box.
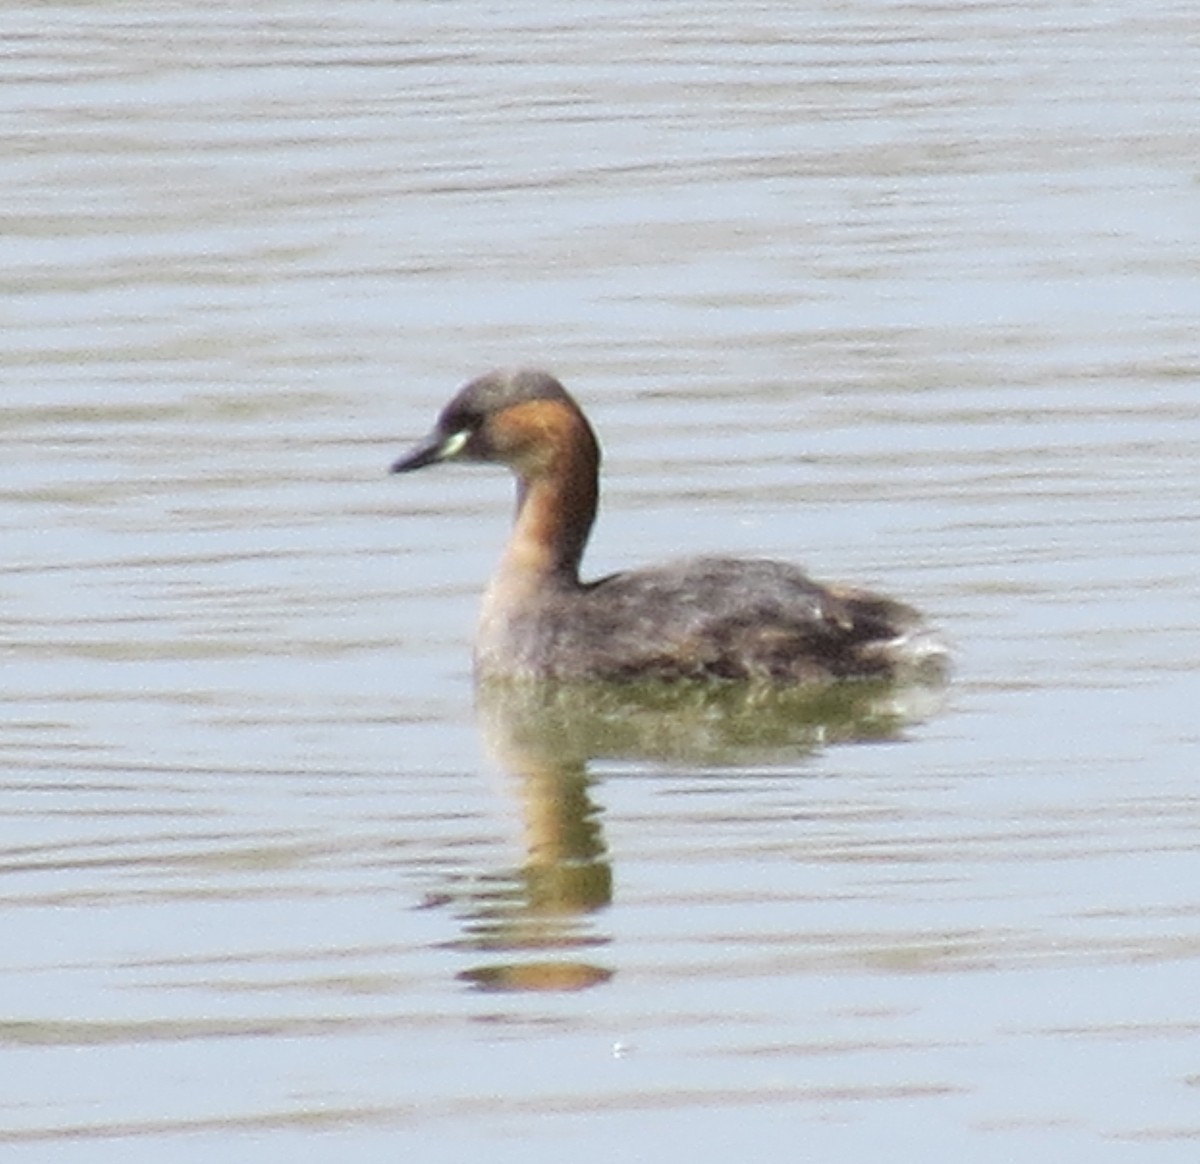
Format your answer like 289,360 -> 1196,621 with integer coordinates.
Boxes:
390,368 -> 595,478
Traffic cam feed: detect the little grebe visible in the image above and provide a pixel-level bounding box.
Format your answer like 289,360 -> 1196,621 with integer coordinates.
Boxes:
391,369 -> 947,684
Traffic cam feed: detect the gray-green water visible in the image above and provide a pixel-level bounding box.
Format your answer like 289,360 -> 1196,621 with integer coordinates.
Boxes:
5,3 -> 1200,1160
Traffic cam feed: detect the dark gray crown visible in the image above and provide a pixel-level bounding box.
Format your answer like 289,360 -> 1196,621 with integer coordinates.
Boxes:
438,368 -> 571,433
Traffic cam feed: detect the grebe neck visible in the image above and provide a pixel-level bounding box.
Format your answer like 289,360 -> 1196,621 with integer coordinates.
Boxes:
499,423 -> 599,587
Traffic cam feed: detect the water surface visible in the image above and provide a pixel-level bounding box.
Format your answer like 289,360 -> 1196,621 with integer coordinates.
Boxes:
4,2 -> 1200,1161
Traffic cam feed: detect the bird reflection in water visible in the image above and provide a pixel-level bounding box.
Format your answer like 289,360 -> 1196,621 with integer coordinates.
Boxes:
449,677 -> 945,993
